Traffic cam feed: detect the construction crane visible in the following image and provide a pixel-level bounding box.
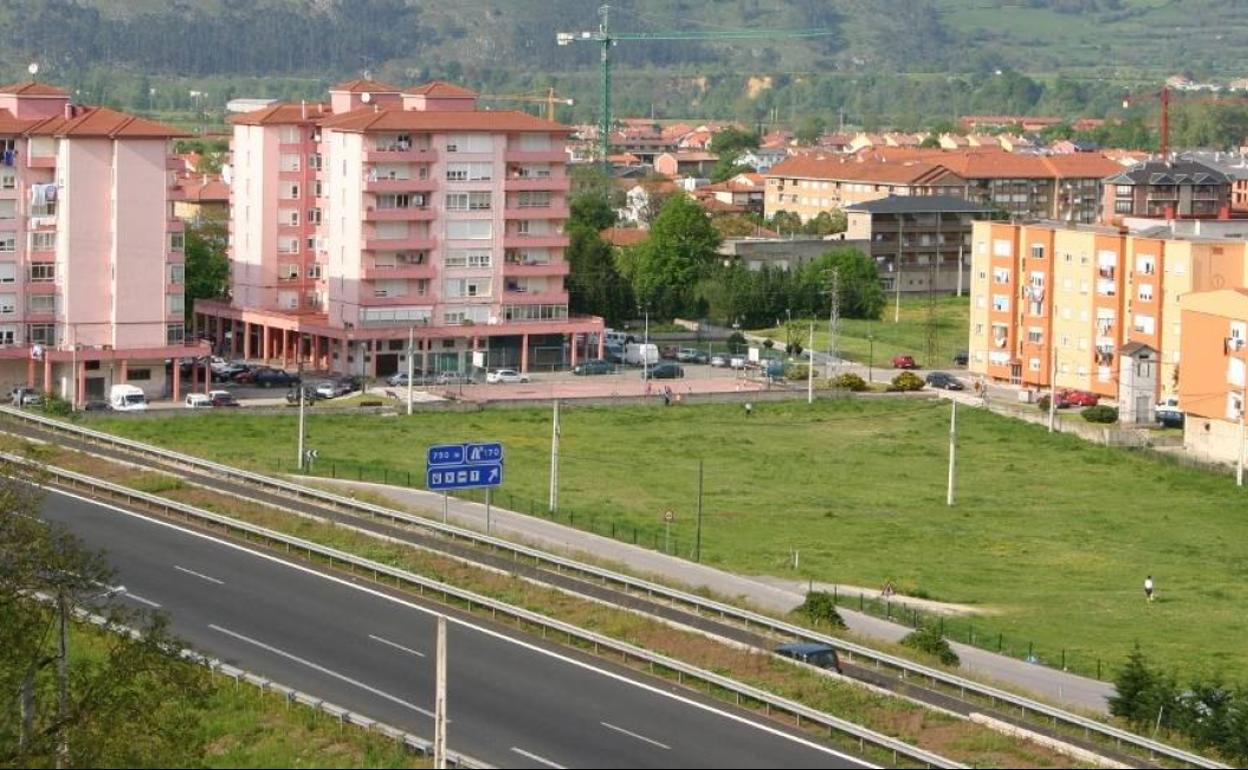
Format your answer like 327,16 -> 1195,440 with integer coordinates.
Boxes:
557,4 -> 834,163
1123,85 -> 1248,158
478,88 -> 575,122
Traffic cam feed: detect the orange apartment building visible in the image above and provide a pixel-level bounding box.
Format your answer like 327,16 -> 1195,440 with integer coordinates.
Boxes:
968,220 -> 1248,404
1178,290 -> 1248,465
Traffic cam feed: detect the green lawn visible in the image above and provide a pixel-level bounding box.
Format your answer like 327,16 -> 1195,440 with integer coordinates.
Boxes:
89,398 -> 1248,684
754,296 -> 970,369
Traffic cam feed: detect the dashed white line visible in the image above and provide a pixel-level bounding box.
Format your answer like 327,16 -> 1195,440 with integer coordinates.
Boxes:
174,565 -> 224,585
208,624 -> 435,719
368,634 -> 425,658
510,747 -> 566,768
601,721 -> 671,750
124,592 -> 161,608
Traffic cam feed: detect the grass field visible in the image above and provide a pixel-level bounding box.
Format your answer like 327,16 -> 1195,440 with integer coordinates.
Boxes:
91,397 -> 1248,683
754,296 -> 971,370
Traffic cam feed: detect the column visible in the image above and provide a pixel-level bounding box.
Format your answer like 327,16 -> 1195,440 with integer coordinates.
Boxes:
26,357 -> 34,388
597,331 -> 605,359
243,322 -> 252,360
214,321 -> 223,357
368,339 -> 378,379
281,330 -> 290,370
341,337 -> 350,376
262,326 -> 271,364
520,334 -> 529,374
76,363 -> 85,409
119,360 -> 128,383
569,333 -> 579,368
172,360 -> 181,401
42,356 -> 51,393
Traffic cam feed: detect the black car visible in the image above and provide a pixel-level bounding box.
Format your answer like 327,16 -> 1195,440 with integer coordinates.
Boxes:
644,363 -> 685,380
253,368 -> 301,388
573,359 -> 615,376
775,642 -> 842,675
952,350 -> 969,367
925,372 -> 964,390
82,400 -> 111,412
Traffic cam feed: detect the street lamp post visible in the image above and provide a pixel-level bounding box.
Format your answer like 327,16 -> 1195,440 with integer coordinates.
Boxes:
406,326 -> 415,416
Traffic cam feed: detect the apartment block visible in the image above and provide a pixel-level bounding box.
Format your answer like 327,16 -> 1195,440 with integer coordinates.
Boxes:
0,80 -> 205,403
1178,289 -> 1248,464
968,220 -> 1248,401
195,80 -> 600,377
1102,159 -> 1232,224
764,156 -> 967,222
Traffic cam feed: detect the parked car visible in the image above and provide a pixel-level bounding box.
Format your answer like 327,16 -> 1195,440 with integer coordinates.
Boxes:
1156,396 -> 1184,428
435,371 -> 473,386
285,386 -> 317,405
891,355 -> 919,370
1058,389 -> 1099,407
9,387 -> 41,406
387,370 -> 427,387
645,363 -> 685,380
315,379 -> 356,399
677,348 -> 709,364
709,354 -> 730,368
184,393 -> 213,409
211,359 -> 249,382
729,355 -> 748,370
82,400 -> 110,412
775,642 -> 842,675
604,329 -> 634,347
208,390 -> 240,408
659,345 -> 680,360
952,350 -> 969,367
572,359 -> 615,376
925,372 -> 964,391
604,344 -> 625,364
252,368 -> 301,388
486,369 -> 530,384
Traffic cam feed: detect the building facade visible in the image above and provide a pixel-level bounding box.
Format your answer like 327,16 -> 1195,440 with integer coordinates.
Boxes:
1178,289 -> 1248,464
195,80 -> 601,377
0,81 -> 205,403
764,156 -> 967,222
1102,159 -> 1232,224
968,220 -> 1248,401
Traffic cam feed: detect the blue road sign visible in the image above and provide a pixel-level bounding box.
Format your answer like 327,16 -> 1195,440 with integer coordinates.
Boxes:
464,442 -> 503,464
427,462 -> 503,491
427,444 -> 466,467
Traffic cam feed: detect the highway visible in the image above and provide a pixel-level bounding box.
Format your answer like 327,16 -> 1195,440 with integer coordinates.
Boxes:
42,489 -> 873,769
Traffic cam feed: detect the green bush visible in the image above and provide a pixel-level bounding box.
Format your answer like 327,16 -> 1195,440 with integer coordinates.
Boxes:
1037,395 -> 1051,412
39,392 -> 72,417
888,371 -> 925,392
1082,405 -> 1119,424
726,331 -> 747,354
785,363 -> 810,381
900,625 -> 960,666
832,372 -> 868,392
799,591 -> 847,629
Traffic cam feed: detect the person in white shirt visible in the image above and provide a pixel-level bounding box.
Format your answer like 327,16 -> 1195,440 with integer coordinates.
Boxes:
1144,575 -> 1155,602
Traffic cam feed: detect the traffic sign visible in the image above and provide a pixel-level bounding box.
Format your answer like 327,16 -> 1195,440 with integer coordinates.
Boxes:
427,444 -> 466,467
304,449 -> 319,461
464,442 -> 503,464
427,462 -> 503,491
663,509 -> 675,523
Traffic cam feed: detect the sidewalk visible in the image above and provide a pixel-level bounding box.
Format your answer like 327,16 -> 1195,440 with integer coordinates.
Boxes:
315,476 -> 1114,714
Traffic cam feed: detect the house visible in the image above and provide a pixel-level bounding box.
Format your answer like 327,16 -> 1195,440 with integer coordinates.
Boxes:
719,236 -> 860,272
618,178 -> 680,227
172,175 -> 230,222
653,151 -> 718,179
696,172 -> 766,215
764,155 -> 967,222
1102,159 -> 1233,223
738,147 -> 787,173
843,195 -> 995,296
1049,139 -> 1100,155
192,78 -> 603,377
817,132 -> 854,152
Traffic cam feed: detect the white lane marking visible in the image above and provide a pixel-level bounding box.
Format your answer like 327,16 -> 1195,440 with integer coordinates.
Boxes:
369,634 -> 425,658
601,721 -> 671,750
125,592 -> 161,608
174,565 -> 225,585
208,624 -> 437,719
50,488 -> 876,768
510,747 -> 566,768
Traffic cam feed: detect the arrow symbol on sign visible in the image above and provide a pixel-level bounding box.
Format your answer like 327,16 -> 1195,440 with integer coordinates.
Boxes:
488,467 -> 499,483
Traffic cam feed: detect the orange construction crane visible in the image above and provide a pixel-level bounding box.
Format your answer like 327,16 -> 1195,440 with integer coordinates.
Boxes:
477,88 -> 574,122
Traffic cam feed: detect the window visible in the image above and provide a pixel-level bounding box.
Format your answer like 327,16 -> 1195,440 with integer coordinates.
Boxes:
445,192 -> 492,211
280,183 -> 300,200
1229,391 -> 1245,421
1134,314 -> 1156,336
28,263 -> 54,282
29,232 -> 55,252
168,264 -> 185,284
0,171 -> 14,190
377,193 -> 425,210
167,294 -> 185,315
280,209 -> 300,226
992,240 -> 1011,257
308,153 -> 322,171
445,162 -> 493,181
279,126 -> 301,144
1230,357 -> 1246,387
1027,328 -> 1043,344
26,324 -> 57,345
1138,283 -> 1154,302
169,232 -> 184,251
27,294 -> 55,314
1136,254 -> 1156,275
279,154 -> 301,172
308,263 -> 323,279
502,304 -> 568,322
444,250 -> 492,268
278,264 -> 299,281
447,134 -> 492,153
991,294 -> 1009,312
0,263 -> 14,283
0,325 -> 15,344
1029,357 -> 1041,372
373,279 -> 407,298
517,134 -> 552,151
446,220 -> 492,240
278,237 -> 300,254
0,201 -> 15,221
128,368 -> 151,382
308,207 -> 322,224
167,324 -> 184,345
1030,244 -> 1045,260
0,294 -> 14,314
516,191 -> 552,208
0,234 -> 14,252
444,278 -> 492,298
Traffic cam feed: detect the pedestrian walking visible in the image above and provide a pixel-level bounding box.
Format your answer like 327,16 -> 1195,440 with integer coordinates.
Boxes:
744,402 -> 753,417
1144,575 -> 1155,602
662,386 -> 672,406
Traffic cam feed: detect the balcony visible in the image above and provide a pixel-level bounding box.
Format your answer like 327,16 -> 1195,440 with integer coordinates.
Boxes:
505,205 -> 570,221
28,155 -> 55,169
502,288 -> 569,305
361,263 -> 436,280
364,206 -> 436,222
504,176 -> 571,192
362,293 -> 435,307
363,147 -> 437,164
503,261 -> 570,277
503,233 -> 569,249
363,235 -> 437,252
363,177 -> 438,194
504,149 -> 567,164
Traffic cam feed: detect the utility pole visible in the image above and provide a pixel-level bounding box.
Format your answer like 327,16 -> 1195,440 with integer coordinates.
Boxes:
297,362 -> 307,470
1048,345 -> 1058,433
406,326 -> 415,416
433,615 -> 447,770
956,244 -> 965,298
1239,386 -> 1246,488
695,459 -> 704,563
806,323 -> 814,404
947,400 -> 957,507
824,267 -> 839,379
549,399 -> 560,512
925,257 -> 939,365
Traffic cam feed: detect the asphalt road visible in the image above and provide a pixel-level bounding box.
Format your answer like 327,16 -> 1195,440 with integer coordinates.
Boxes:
42,490 -> 873,769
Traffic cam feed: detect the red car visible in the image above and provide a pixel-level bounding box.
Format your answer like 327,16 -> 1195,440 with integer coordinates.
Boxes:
1056,389 -> 1099,408
891,355 -> 919,369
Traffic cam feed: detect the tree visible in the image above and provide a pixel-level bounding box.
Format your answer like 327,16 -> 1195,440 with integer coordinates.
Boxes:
570,191 -> 617,232
768,210 -> 804,236
803,210 -> 846,236
710,158 -> 756,183
0,458 -> 211,767
801,247 -> 885,320
183,219 -> 229,320
918,134 -> 942,148
622,195 -> 722,319
709,126 -> 760,158
796,115 -> 827,145
1109,645 -> 1160,727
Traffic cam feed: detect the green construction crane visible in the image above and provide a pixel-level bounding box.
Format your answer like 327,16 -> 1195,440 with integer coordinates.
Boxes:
557,4 -> 834,164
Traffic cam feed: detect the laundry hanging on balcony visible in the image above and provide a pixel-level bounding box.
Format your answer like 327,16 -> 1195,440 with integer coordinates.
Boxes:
29,183 -> 57,207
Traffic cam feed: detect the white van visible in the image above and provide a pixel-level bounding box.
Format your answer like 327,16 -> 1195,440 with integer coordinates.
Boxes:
109,384 -> 149,412
184,393 -> 212,409
624,343 -> 659,366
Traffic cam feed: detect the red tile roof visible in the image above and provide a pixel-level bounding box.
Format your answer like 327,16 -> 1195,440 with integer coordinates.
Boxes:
228,102 -> 330,126
177,177 -> 230,203
0,81 -> 69,97
331,78 -> 402,94
766,155 -> 960,185
27,106 -> 185,138
318,107 -> 569,134
600,227 -> 648,247
404,81 -> 478,98
0,108 -> 37,134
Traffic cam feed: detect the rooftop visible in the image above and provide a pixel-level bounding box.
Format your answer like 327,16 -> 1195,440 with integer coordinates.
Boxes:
843,194 -> 995,214
404,81 -> 478,99
331,78 -> 403,94
318,107 -> 569,134
0,80 -> 69,97
1106,159 -> 1232,186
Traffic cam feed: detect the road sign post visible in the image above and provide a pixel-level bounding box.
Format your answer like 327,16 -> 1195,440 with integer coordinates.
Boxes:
663,509 -> 674,554
427,443 -> 505,530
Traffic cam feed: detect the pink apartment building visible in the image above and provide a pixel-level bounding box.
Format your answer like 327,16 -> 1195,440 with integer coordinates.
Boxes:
0,81 -> 207,404
193,79 -> 603,378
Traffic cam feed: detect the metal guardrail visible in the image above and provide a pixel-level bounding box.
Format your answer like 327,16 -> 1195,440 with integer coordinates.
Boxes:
18,453 -> 960,770
1,407 -> 1226,769
64,599 -> 487,768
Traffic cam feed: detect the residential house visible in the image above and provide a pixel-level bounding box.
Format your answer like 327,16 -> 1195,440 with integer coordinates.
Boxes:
653,151 -> 718,178
173,174 -> 230,222
1102,159 -> 1232,223
696,172 -> 765,215
1178,289 -> 1248,464
764,155 -> 967,222
738,147 -> 788,173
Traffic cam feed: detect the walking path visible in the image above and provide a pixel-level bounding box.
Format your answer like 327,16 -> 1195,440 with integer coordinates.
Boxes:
314,476 -> 1114,713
